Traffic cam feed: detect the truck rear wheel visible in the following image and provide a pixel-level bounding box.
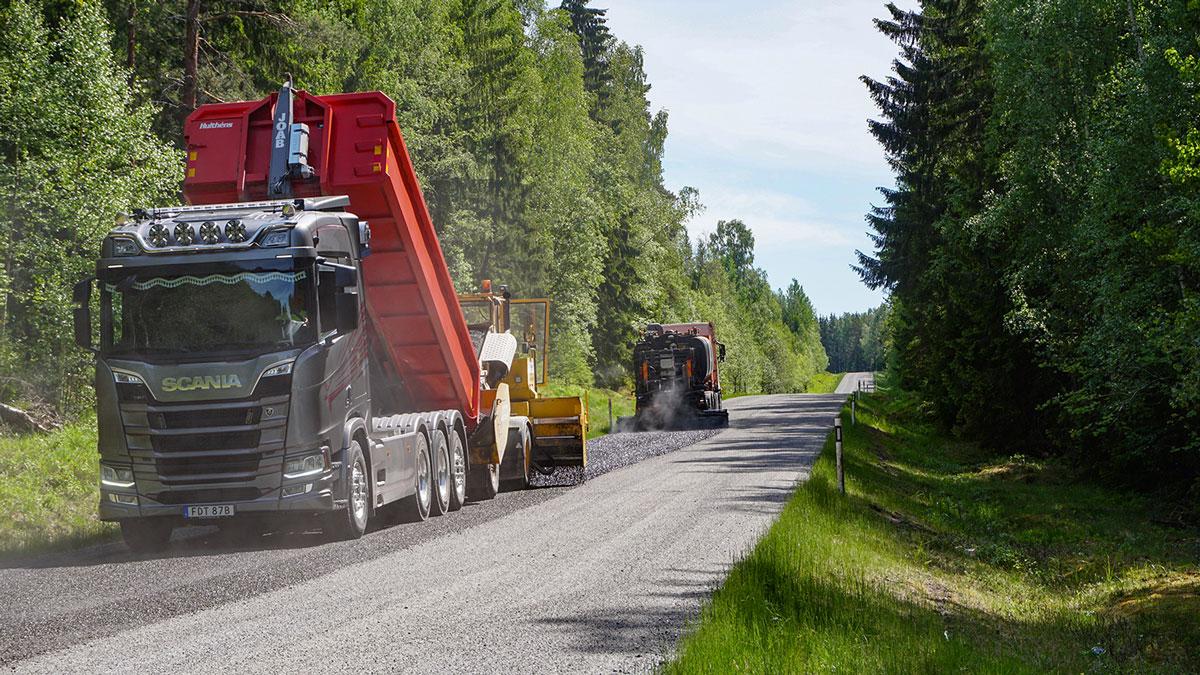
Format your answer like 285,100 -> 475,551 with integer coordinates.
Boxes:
467,461 -> 499,501
323,439 -> 370,540
399,431 -> 433,522
120,518 -> 173,553
448,429 -> 467,512
430,428 -> 451,516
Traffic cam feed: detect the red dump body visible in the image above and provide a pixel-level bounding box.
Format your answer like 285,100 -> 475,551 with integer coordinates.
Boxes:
659,322 -> 721,391
181,91 -> 480,426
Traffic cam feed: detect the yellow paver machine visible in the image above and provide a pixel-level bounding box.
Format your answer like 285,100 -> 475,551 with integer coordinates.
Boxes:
459,283 -> 587,486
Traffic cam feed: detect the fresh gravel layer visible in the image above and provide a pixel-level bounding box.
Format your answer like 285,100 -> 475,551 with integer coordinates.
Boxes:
532,428 -> 725,488
0,428 -> 723,667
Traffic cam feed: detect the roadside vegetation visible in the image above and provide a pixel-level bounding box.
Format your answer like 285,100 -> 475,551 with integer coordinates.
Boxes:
803,372 -> 843,394
862,1 -> 1200,493
0,422 -> 112,557
668,383 -> 1200,672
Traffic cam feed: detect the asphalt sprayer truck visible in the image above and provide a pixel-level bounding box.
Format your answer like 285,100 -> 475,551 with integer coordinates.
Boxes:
617,322 -> 729,431
73,81 -> 585,552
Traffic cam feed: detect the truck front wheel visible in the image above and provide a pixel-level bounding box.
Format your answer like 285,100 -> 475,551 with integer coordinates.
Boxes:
323,440 -> 370,540
120,518 -> 173,553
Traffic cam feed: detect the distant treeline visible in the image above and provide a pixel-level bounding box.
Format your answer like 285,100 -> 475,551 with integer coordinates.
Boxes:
862,0 -> 1200,490
0,0 -> 827,416
819,306 -> 888,374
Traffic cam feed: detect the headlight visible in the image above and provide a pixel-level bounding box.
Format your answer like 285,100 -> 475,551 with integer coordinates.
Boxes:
111,238 -> 140,257
262,362 -> 293,378
260,230 -> 289,247
284,453 -> 324,478
101,463 -> 135,488
112,370 -> 146,385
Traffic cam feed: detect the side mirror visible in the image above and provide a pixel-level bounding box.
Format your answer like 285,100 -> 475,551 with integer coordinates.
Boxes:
718,342 -> 726,362
73,278 -> 96,351
74,307 -> 94,351
356,221 -> 371,259
73,278 -> 92,305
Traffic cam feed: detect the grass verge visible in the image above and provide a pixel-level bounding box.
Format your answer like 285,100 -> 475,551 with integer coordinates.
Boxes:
0,421 -> 114,558
805,371 -> 843,394
666,385 -> 1200,673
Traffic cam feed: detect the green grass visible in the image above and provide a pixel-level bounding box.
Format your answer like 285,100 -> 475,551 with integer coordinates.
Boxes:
805,371 -> 844,394
0,421 -> 115,558
539,383 -> 634,439
667,384 -> 1200,673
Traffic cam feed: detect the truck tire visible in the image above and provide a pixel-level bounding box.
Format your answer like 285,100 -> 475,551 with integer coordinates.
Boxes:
500,425 -> 530,491
448,429 -> 467,512
323,439 -> 370,540
399,431 -> 433,522
120,518 -> 173,554
430,428 -> 451,516
467,461 -> 499,501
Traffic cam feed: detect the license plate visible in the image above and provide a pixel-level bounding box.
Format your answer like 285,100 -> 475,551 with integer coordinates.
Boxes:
659,357 -> 674,371
184,504 -> 236,518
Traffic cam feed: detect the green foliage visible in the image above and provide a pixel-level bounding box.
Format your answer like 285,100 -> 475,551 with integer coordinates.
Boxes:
0,421 -> 114,556
668,386 -> 1200,672
819,303 -> 889,373
862,0 -> 1200,488
1,0 -> 826,413
0,0 -> 180,414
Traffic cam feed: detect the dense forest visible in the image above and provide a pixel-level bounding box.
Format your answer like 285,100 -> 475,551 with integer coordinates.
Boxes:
819,305 -> 889,373
861,0 -> 1200,490
0,0 -> 829,418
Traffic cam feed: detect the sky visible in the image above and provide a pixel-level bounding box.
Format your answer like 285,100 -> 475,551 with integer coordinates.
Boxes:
598,0 -> 915,316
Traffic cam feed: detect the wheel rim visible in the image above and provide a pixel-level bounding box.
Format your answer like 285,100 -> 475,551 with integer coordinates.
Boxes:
436,437 -> 450,505
351,457 -> 367,525
451,439 -> 466,502
417,438 -> 431,511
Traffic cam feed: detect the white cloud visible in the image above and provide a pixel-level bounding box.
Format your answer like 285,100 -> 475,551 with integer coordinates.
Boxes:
688,186 -> 853,248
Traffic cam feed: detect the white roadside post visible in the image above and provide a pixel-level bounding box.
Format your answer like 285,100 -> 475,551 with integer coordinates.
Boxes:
835,415 -> 845,495
852,391 -> 857,426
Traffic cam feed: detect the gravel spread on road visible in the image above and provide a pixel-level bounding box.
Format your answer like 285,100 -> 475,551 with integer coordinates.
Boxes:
532,428 -> 725,487
0,426 -> 725,667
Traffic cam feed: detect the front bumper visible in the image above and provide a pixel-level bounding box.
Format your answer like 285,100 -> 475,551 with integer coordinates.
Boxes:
99,469 -> 337,522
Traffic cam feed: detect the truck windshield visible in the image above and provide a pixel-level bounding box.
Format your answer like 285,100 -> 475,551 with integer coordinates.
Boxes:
101,260 -> 316,358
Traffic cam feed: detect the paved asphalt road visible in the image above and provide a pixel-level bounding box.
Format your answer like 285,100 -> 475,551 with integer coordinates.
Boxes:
835,371 -> 875,394
4,388 -> 849,673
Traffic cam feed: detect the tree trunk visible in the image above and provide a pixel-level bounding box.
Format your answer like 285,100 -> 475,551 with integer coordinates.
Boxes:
182,0 -> 201,111
126,0 -> 136,76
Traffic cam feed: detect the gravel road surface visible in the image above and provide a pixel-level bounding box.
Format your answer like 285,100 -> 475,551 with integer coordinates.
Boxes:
4,393 -> 846,672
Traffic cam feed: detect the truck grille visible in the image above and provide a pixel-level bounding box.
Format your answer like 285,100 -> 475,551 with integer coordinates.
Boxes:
120,388 -> 289,498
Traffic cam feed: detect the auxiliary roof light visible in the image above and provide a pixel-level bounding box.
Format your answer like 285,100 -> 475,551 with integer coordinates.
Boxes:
225,219 -> 247,243
147,223 -> 170,247
174,223 -> 195,246
281,202 -> 298,217
199,221 -> 220,245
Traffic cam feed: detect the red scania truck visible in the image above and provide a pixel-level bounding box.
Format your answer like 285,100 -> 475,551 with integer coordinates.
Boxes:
73,81 -> 583,551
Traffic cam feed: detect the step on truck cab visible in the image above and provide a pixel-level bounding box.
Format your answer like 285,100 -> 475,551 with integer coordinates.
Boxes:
74,81 -> 547,552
